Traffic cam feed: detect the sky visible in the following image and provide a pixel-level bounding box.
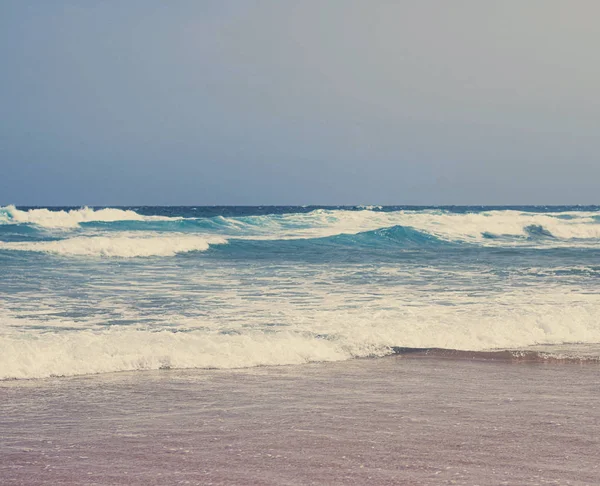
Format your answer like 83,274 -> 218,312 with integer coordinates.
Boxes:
1,0 -> 599,206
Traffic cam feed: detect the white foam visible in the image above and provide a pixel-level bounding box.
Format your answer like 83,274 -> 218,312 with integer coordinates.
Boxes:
0,205 -> 179,228
390,210 -> 600,242
229,209 -> 600,244
356,205 -> 383,210
3,206 -> 600,245
2,288 -> 599,380
0,233 -> 227,257
0,329 -> 348,380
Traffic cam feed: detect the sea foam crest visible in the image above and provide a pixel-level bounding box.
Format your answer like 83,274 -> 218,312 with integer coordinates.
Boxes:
0,329 -> 349,380
243,209 -> 600,243
2,288 -> 599,380
0,205 -> 179,228
3,206 -> 600,245
0,233 -> 227,257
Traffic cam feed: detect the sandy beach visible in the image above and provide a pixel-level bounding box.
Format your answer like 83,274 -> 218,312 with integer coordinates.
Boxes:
2,356 -> 599,485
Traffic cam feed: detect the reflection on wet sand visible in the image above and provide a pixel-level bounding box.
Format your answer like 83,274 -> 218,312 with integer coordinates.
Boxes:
2,356 -> 599,485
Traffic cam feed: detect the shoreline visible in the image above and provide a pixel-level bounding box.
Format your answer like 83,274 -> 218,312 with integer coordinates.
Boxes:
2,355 -> 599,485
394,346 -> 600,363
3,345 -> 600,384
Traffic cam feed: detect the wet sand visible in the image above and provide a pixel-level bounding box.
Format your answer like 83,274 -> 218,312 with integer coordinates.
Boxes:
1,356 -> 599,485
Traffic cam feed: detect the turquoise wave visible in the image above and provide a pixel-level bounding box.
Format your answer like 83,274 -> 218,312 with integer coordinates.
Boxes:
2,206 -> 600,253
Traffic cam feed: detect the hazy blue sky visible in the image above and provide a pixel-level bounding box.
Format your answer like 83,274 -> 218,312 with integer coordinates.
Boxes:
1,1 -> 599,205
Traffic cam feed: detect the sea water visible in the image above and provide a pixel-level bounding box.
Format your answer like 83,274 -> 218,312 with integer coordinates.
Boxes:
1,205 -> 600,380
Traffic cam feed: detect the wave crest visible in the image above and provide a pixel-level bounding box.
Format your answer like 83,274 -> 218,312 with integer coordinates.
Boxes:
0,205 -> 180,228
196,209 -> 600,244
0,233 -> 227,257
3,206 -> 600,248
0,329 -> 349,380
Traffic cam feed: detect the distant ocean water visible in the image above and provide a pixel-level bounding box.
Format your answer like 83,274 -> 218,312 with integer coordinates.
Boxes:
1,205 -> 600,380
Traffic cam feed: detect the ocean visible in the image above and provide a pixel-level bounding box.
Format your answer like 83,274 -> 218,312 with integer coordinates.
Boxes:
1,204 -> 600,380
2,205 -> 600,484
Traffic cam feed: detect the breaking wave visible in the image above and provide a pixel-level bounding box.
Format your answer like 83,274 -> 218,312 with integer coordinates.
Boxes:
0,233 -> 227,257
0,329 -> 350,380
2,288 -> 600,380
2,205 -> 600,258
0,205 -> 181,228
188,208 -> 600,243
3,206 -> 600,244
